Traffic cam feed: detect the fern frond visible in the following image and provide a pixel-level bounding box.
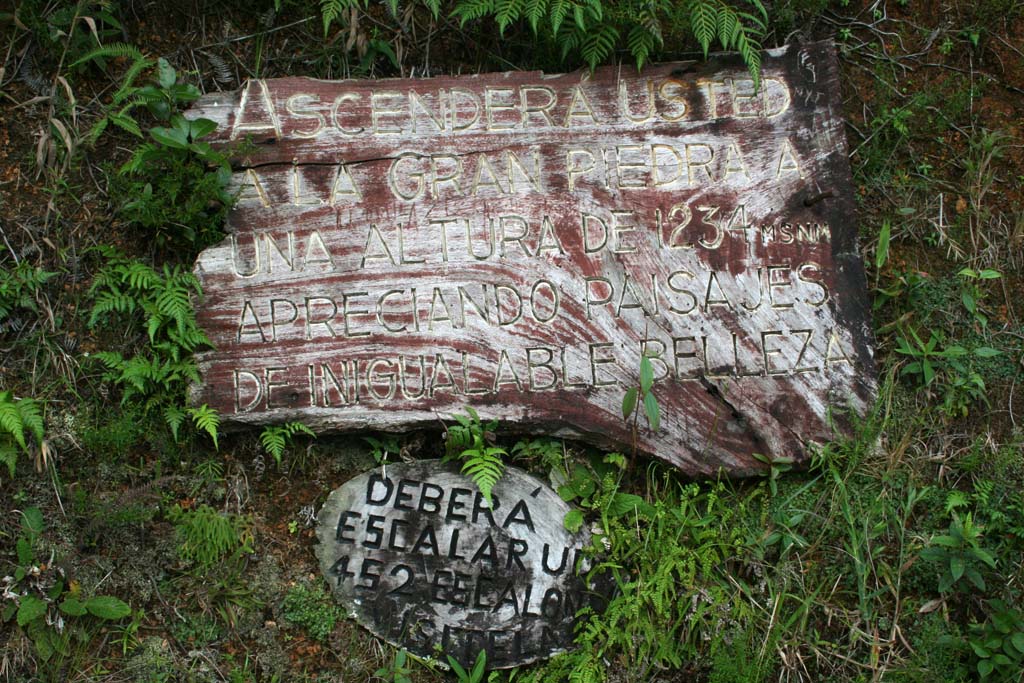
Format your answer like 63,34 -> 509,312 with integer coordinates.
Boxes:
165,404 -> 186,442
260,427 -> 287,465
260,422 -> 315,466
495,0 -> 523,34
321,0 -> 348,34
0,394 -> 26,451
524,0 -> 547,32
452,0 -> 497,26
580,23 -> 618,71
15,398 -> 43,445
690,1 -> 717,57
548,0 -> 569,35
461,447 -> 505,504
70,43 -> 146,68
189,405 -> 220,449
627,24 -> 656,70
111,56 -> 156,104
423,0 -> 442,17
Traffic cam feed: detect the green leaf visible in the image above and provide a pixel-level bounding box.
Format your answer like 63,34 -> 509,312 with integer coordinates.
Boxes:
950,555 -> 965,581
563,508 -> 584,533
150,126 -> 188,149
606,493 -> 646,518
640,356 -> 654,394
156,58 -> 176,89
447,655 -> 469,680
922,359 -> 935,385
974,347 -> 1002,358
59,597 -> 88,617
84,595 -> 131,620
21,506 -> 44,538
16,537 -> 32,566
621,387 -> 638,420
643,391 -> 660,431
1010,632 -> 1024,654
876,219 -> 891,269
973,547 -> 997,568
470,649 -> 487,682
978,659 -> 994,678
17,595 -> 47,626
188,117 -> 218,140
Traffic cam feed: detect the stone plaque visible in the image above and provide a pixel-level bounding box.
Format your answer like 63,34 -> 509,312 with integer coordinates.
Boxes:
188,40 -> 876,475
315,461 -> 597,667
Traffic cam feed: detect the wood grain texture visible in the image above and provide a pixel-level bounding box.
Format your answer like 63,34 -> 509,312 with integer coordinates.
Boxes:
188,41 -> 876,476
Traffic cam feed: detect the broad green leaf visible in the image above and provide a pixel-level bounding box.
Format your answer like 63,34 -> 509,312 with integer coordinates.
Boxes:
84,595 -> 131,620
21,506 -> 44,537
150,126 -> 188,149
644,392 -> 660,431
606,491 -> 638,518
950,556 -> 965,581
876,220 -> 891,269
59,597 -> 88,617
973,547 -> 997,568
189,117 -> 219,140
974,347 -> 1002,358
17,595 -> 47,626
640,356 -> 654,394
977,659 -> 993,678
922,359 -> 935,385
470,649 -> 487,681
447,655 -> 468,680
157,58 -> 176,89
16,538 -> 32,566
563,508 -> 584,533
621,387 -> 638,420
1010,632 -> 1024,654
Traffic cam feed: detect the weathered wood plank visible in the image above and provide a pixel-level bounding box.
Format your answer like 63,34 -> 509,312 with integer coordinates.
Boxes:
188,41 -> 876,475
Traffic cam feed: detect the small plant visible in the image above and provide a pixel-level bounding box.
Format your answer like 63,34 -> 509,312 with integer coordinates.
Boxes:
448,650 -> 488,683
374,648 -> 414,683
365,433 -> 402,466
751,452 -> 794,496
0,391 -> 44,478
114,113 -> 233,250
0,261 -> 57,325
72,51 -> 203,141
622,354 -> 661,455
259,422 -> 316,468
443,407 -> 506,504
169,504 -> 254,569
1,507 -> 132,668
957,267 -> 1001,328
920,512 -> 996,593
967,600 -> 1024,681
87,247 -> 219,445
894,326 -> 1000,417
281,584 -> 344,643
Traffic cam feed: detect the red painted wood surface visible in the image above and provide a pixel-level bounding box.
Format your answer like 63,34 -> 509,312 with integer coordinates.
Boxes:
188,41 -> 876,475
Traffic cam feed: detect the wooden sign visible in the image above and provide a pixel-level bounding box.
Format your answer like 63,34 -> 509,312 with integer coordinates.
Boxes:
315,461 -> 599,667
188,41 -> 876,475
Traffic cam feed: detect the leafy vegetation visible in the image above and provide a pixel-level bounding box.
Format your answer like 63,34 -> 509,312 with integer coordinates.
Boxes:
443,407 -> 507,504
